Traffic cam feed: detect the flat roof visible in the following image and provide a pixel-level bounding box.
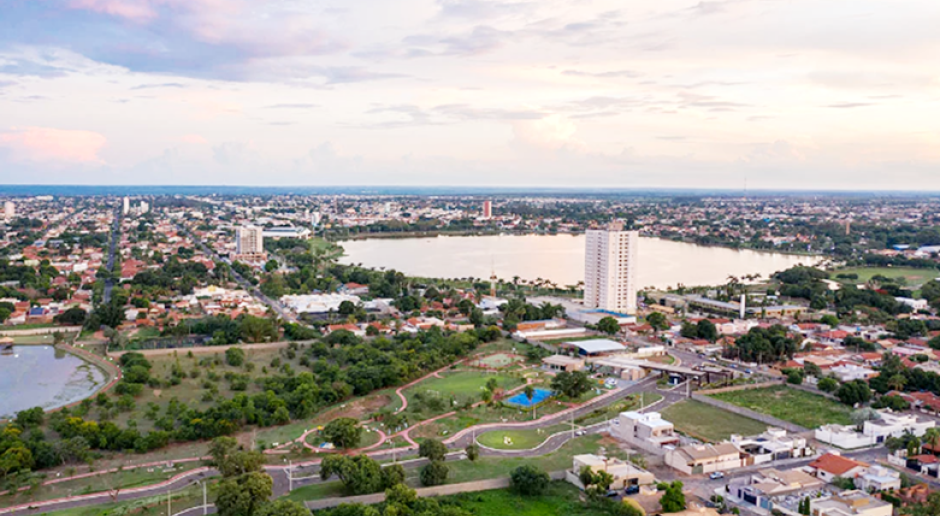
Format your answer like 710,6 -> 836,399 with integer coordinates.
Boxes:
562,338 -> 625,353
543,354 -> 585,365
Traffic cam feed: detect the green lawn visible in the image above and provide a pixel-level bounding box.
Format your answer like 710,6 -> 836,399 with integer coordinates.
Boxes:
281,480 -> 345,502
447,434 -> 622,483
661,399 -> 768,442
0,462 -> 205,506
831,266 -> 939,288
40,483 -> 206,516
476,425 -> 570,450
441,482 -> 620,516
404,371 -> 524,416
574,392 -> 662,427
709,386 -> 853,428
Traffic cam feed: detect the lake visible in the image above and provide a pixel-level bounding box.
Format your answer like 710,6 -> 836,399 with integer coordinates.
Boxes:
0,346 -> 108,418
339,234 -> 816,290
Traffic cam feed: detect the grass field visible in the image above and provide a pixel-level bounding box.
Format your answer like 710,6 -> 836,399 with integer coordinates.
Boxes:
661,399 -> 768,442
476,424 -> 570,450
709,386 -> 853,428
442,482 -> 618,516
0,462 -> 205,506
404,371 -> 524,417
41,483 -> 206,516
831,266 -> 939,288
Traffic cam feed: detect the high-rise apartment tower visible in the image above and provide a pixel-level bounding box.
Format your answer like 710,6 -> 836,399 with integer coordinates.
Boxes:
236,225 -> 264,255
583,222 -> 638,314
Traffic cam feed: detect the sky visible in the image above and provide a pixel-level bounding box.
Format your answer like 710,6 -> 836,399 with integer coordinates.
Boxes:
0,0 -> 937,189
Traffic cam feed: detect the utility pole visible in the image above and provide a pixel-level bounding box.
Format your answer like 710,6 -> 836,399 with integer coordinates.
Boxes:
167,488 -> 171,516
288,460 -> 293,493
203,481 -> 207,516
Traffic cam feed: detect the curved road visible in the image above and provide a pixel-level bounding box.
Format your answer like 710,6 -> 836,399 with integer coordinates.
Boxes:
3,366 -> 679,515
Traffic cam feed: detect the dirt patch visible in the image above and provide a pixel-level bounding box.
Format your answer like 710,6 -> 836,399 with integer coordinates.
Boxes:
411,422 -> 443,440
153,389 -> 162,398
315,394 -> 392,423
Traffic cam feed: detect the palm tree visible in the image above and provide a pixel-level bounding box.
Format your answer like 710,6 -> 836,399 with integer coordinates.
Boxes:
924,428 -> 940,454
524,384 -> 536,420
887,374 -> 907,393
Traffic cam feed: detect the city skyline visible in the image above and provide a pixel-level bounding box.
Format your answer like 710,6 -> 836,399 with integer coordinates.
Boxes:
0,0 -> 937,189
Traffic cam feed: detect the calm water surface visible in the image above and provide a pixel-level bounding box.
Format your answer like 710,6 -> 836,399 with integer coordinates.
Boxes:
340,234 -> 816,290
0,346 -> 107,418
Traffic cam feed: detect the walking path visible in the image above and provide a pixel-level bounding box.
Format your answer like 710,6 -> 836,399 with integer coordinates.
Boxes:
1,357 -> 669,515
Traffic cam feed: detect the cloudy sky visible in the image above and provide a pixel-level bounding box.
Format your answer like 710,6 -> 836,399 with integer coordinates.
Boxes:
0,0 -> 937,189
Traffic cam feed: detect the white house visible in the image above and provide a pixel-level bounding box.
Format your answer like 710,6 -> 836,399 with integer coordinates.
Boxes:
730,428 -> 813,465
815,411 -> 935,449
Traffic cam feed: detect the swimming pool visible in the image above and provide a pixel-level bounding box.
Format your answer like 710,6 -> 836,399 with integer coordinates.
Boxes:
505,388 -> 553,408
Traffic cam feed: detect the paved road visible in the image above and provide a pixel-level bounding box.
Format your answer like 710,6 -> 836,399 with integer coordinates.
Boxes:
446,376 -> 661,450
1,353 -> 689,515
180,225 -> 299,324
102,205 -> 121,304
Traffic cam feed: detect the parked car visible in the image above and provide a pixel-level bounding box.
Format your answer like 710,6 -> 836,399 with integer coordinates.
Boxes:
709,472 -> 725,480
624,485 -> 640,495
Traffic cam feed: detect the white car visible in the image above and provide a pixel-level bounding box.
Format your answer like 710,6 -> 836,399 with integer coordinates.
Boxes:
709,472 -> 725,480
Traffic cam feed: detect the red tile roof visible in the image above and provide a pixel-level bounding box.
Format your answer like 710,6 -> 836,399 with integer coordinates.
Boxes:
809,453 -> 869,476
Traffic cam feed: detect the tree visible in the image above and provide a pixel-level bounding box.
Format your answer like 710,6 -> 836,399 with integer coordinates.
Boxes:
55,307 -> 87,325
660,481 -> 686,513
465,443 -> 480,462
322,418 -> 362,449
836,380 -> 872,406
784,368 -> 804,385
215,471 -> 273,516
524,384 -> 535,404
225,347 -> 246,367
696,319 -> 718,342
208,437 -> 265,478
818,377 -> 839,393
579,466 -> 597,488
382,464 -> 406,488
597,317 -> 620,336
419,438 -> 447,462
320,454 -> 386,495
420,461 -> 448,486
646,312 -> 668,333
510,465 -> 550,496
924,428 -> 940,453
551,370 -> 593,399
887,374 -> 907,392
338,300 -> 357,316
255,500 -> 309,516
264,260 -> 279,273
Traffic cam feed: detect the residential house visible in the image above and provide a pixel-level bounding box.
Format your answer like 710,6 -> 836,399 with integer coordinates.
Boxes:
565,454 -> 655,491
730,427 -> 813,464
665,442 -> 744,475
727,468 -> 824,512
810,490 -> 892,516
855,466 -> 901,492
815,411 -> 936,449
807,454 -> 870,483
614,411 -> 680,454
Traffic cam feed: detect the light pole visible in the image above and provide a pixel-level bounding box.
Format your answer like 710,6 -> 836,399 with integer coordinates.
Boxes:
288,460 -> 293,493
202,481 -> 207,516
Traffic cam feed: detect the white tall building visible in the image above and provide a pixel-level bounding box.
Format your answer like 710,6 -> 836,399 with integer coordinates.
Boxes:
139,201 -> 149,214
3,201 -> 15,219
122,197 -> 129,215
236,225 -> 264,255
583,222 -> 638,314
